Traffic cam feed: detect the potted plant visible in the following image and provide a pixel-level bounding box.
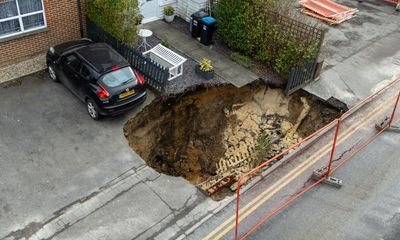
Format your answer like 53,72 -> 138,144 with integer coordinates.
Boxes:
164,6 -> 175,23
195,58 -> 214,80
161,38 -> 169,48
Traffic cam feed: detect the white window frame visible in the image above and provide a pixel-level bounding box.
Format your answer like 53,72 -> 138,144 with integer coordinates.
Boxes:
0,0 -> 47,40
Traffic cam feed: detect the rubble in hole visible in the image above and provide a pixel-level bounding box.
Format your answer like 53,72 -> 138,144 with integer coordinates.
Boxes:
124,83 -> 338,200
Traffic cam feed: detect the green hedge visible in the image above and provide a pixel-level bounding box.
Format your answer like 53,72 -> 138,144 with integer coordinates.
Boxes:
215,0 -> 320,77
214,0 -> 250,53
87,0 -> 143,45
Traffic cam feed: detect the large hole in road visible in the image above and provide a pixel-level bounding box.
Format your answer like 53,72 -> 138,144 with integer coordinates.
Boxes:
124,83 -> 339,200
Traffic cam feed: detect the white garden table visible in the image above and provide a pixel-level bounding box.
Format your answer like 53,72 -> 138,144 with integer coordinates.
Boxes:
137,29 -> 153,52
143,44 -> 187,81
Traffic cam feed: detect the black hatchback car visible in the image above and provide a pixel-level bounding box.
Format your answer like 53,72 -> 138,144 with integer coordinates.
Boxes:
46,39 -> 146,120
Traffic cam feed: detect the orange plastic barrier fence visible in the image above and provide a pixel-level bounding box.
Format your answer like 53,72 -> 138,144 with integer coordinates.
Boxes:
300,0 -> 358,24
385,0 -> 400,4
234,76 -> 400,240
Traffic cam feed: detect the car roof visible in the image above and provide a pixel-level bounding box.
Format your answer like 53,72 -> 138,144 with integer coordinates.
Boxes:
54,39 -> 93,54
75,43 -> 130,74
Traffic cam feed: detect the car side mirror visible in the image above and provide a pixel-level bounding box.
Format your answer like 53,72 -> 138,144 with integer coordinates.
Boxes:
48,47 -> 56,56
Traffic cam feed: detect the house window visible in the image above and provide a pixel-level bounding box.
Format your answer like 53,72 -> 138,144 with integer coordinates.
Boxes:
0,0 -> 46,39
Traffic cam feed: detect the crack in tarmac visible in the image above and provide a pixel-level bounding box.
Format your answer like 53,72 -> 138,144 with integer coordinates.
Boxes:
1,166 -> 157,240
133,191 -> 207,240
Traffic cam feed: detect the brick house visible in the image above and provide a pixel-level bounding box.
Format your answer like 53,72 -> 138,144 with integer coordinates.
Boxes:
0,0 -> 86,68
0,0 -> 207,69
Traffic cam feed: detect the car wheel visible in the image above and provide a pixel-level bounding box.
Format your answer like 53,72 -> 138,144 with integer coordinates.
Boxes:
48,65 -> 59,82
86,99 -> 100,120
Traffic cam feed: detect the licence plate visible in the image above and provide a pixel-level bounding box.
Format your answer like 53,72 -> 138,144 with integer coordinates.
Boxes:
119,90 -> 135,99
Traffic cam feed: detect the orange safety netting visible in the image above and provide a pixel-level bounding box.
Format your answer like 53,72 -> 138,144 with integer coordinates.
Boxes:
299,0 -> 358,25
384,0 -> 400,4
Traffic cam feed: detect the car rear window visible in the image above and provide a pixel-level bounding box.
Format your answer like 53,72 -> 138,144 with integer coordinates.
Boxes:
100,67 -> 137,88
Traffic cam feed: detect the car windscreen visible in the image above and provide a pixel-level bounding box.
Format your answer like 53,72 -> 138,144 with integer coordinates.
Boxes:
100,67 -> 137,88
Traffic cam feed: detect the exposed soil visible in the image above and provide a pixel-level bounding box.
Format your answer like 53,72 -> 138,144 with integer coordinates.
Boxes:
124,83 -> 339,199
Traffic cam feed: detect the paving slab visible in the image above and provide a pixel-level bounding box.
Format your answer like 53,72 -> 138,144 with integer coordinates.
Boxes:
177,41 -> 201,53
146,21 -> 259,88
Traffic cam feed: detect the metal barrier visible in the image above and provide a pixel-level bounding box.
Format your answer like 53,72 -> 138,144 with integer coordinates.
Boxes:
384,0 -> 400,9
234,76 -> 400,240
385,0 -> 400,3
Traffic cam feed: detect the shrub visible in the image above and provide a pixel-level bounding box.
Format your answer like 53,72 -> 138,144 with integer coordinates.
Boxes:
245,6 -> 278,62
87,0 -> 143,45
215,0 -> 322,78
199,58 -> 213,72
274,41 -> 318,76
253,132 -> 271,168
164,6 -> 174,16
161,38 -> 170,48
214,0 -> 251,52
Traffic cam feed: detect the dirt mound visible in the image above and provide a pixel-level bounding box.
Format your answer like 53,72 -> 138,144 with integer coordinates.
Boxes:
124,84 -> 339,199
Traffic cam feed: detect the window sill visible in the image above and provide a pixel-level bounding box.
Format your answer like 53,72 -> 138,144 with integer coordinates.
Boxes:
0,28 -> 48,44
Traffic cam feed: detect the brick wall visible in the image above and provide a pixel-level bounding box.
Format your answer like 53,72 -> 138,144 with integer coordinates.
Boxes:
0,0 -> 86,68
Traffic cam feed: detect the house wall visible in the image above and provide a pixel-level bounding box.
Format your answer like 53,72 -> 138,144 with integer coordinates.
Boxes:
140,0 -> 207,23
0,0 -> 206,69
176,0 -> 188,20
176,0 -> 208,21
158,1 -> 178,21
0,0 -> 86,68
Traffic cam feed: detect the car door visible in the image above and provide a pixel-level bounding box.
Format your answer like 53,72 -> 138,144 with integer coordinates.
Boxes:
61,53 -> 82,95
75,63 -> 93,100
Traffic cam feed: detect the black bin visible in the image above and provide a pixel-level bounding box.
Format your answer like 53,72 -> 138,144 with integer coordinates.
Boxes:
200,17 -> 217,46
190,11 -> 208,39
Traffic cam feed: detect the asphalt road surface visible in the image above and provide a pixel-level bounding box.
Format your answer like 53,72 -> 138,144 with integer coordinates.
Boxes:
247,131 -> 400,240
0,72 -> 217,240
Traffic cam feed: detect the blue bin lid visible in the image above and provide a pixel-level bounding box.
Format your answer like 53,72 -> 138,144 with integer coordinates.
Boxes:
202,16 -> 217,25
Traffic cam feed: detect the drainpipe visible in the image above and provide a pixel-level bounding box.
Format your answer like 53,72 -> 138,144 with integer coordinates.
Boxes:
77,0 -> 84,38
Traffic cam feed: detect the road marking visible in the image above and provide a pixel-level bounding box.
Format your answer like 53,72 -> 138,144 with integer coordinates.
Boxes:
203,95 -> 396,240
